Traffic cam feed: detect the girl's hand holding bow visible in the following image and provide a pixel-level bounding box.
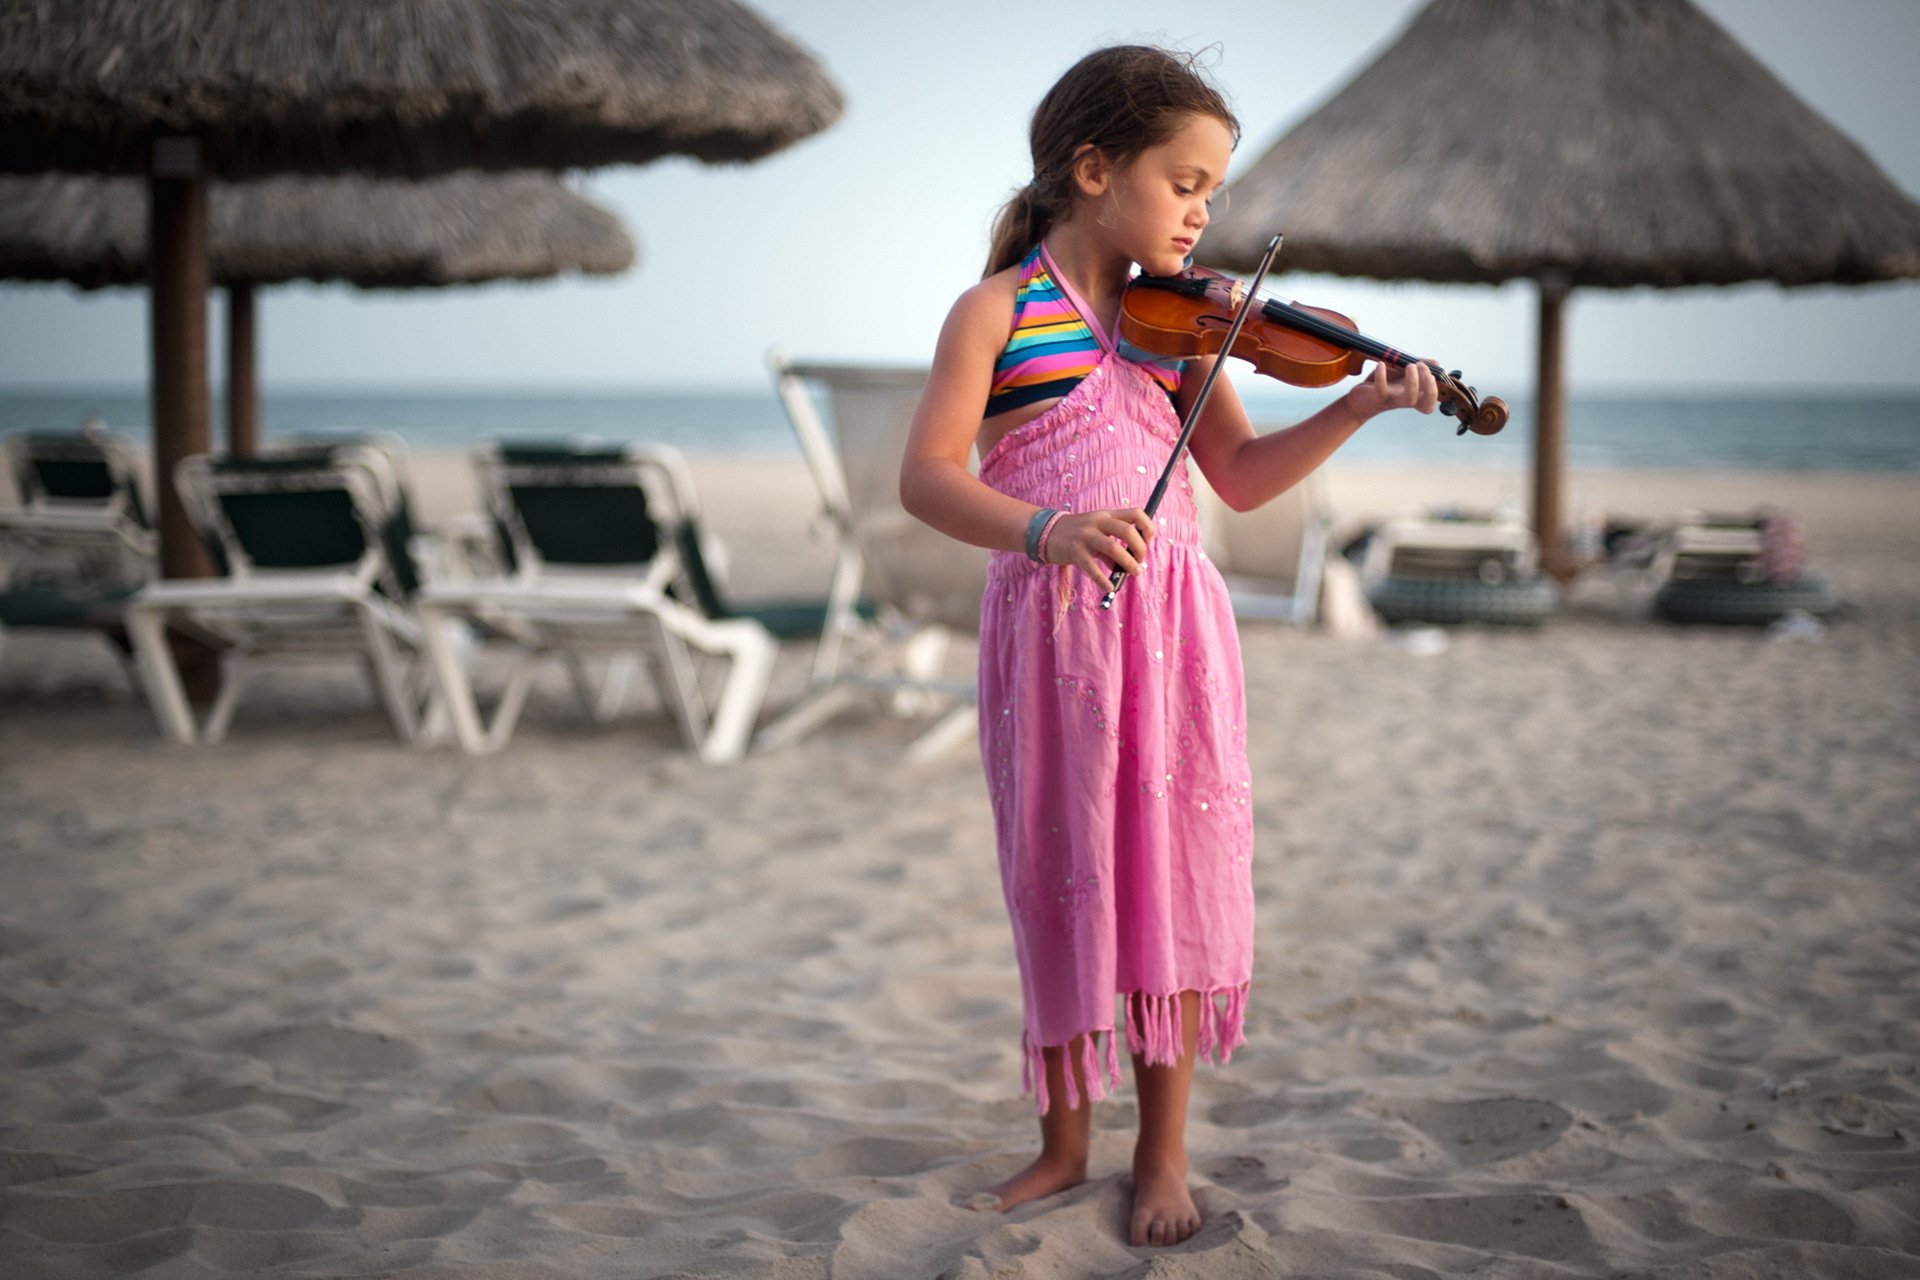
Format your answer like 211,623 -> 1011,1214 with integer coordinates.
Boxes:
1043,507 -> 1157,587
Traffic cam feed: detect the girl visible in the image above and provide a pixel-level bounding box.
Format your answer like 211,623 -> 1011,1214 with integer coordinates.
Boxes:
899,45 -> 1437,1248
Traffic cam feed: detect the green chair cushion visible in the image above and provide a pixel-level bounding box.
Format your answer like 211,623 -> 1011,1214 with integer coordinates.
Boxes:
209,451 -> 423,598
0,583 -> 138,628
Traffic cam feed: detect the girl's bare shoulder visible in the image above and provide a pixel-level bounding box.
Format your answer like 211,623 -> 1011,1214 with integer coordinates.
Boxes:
954,265 -> 1020,321
939,265 -> 1021,351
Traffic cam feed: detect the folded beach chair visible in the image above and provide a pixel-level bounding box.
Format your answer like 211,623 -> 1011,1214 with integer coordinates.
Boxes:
1647,508 -> 1838,625
758,352 -> 986,761
124,438 -> 435,744
415,440 -> 779,763
1354,506 -> 1557,626
1191,470 -> 1330,625
0,429 -> 155,673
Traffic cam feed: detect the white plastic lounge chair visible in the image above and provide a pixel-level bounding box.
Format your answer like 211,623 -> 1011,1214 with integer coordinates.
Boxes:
757,352 -> 986,762
415,441 -> 778,763
0,430 -> 154,671
0,430 -> 155,581
1191,470 -> 1330,625
124,439 -> 434,744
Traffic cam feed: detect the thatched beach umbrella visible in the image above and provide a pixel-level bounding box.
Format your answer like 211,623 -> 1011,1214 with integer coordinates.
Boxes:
0,172 -> 636,455
1200,0 -> 1920,573
0,0 -> 843,578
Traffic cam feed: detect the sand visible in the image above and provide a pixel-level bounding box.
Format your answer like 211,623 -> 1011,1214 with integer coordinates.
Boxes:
2,451 -> 1917,1278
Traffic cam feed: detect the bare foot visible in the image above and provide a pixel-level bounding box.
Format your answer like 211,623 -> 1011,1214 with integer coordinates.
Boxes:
969,1152 -> 1088,1213
1129,1154 -> 1201,1247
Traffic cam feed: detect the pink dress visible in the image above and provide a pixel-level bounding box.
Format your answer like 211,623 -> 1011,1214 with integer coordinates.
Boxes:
977,267 -> 1255,1116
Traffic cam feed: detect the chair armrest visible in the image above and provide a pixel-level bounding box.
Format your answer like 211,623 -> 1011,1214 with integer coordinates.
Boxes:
132,573 -> 374,610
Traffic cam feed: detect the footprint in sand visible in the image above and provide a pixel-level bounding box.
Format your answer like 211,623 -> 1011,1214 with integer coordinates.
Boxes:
6,1179 -> 340,1245
1388,1096 -> 1574,1166
235,1023 -> 423,1077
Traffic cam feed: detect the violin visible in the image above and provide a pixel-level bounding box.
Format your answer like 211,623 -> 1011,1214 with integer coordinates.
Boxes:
1117,266 -> 1508,436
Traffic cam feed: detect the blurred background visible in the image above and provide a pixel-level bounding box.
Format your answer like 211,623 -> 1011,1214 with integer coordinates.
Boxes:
1,0 -> 1916,470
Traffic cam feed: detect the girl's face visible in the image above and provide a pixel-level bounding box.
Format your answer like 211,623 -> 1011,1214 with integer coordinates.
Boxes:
1104,113 -> 1235,276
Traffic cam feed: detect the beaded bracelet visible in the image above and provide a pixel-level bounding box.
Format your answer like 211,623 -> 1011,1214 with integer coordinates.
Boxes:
1024,507 -> 1058,563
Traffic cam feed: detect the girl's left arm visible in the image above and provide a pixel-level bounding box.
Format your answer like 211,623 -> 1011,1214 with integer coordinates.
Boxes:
1184,357 -> 1439,512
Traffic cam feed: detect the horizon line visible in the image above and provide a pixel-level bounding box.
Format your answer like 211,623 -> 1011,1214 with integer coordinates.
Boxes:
5,379 -> 1920,399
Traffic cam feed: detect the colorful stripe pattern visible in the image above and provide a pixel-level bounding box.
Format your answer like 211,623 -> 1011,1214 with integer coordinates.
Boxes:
986,245 -> 1180,417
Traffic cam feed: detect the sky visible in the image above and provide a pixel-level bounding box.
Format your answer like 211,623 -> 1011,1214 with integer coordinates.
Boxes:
1,0 -> 1917,396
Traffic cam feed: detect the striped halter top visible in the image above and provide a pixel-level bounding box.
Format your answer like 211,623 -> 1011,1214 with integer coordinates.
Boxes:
985,242 -> 1182,418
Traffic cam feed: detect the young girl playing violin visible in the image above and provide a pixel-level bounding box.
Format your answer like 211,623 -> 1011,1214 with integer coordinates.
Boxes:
900,45 -> 1439,1249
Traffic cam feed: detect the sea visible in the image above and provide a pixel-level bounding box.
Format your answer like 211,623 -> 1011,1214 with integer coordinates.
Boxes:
1,384 -> 1917,472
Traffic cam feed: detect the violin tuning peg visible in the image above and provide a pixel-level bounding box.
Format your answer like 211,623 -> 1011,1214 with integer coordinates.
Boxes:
1439,401 -> 1457,416
1449,370 -> 1463,381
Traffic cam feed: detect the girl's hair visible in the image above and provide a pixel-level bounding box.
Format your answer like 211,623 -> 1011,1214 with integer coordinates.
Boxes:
984,45 -> 1239,278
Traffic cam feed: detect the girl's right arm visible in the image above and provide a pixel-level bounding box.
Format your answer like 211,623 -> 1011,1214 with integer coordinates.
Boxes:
900,278 -> 1152,583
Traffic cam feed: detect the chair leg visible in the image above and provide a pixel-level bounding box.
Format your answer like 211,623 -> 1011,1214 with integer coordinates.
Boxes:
810,544 -> 866,685
698,625 -> 777,764
753,681 -> 862,752
1295,517 -> 1330,628
411,657 -> 452,747
419,605 -> 489,753
202,655 -> 249,744
905,702 -> 978,764
596,653 -> 641,721
100,632 -> 146,699
565,651 -> 640,723
125,605 -> 197,744
641,623 -> 708,753
484,655 -> 538,753
359,607 -> 421,743
891,626 -> 950,715
563,651 -> 598,720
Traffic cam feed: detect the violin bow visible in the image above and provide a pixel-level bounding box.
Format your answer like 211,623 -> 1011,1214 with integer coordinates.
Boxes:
1101,233 -> 1284,610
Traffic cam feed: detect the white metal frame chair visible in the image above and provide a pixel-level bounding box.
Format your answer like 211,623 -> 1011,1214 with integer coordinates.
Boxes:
415,441 -> 777,763
757,352 -> 985,762
125,439 -> 433,744
1192,470 -> 1331,625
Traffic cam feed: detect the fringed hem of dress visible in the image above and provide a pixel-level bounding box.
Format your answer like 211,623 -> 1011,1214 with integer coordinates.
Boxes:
1022,982 -> 1251,1116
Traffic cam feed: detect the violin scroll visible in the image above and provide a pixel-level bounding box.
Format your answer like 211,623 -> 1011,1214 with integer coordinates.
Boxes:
1433,368 -> 1509,436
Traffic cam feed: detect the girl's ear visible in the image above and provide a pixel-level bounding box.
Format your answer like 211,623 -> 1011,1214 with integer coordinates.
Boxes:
1069,142 -> 1111,198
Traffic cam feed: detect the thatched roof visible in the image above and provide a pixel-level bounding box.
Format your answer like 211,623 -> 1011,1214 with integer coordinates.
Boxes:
0,0 -> 843,178
0,172 -> 635,288
1201,0 -> 1920,287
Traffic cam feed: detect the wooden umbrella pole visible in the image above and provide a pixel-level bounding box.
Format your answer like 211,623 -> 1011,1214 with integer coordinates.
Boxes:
149,137 -> 214,579
1533,272 -> 1570,581
227,284 -> 259,458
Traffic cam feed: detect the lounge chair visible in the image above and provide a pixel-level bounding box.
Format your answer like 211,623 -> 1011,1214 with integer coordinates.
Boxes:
124,438 -> 434,744
414,440 -> 780,763
1191,470 -> 1330,625
1648,508 -> 1838,625
0,430 -> 154,674
757,352 -> 986,762
1353,506 -> 1557,626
